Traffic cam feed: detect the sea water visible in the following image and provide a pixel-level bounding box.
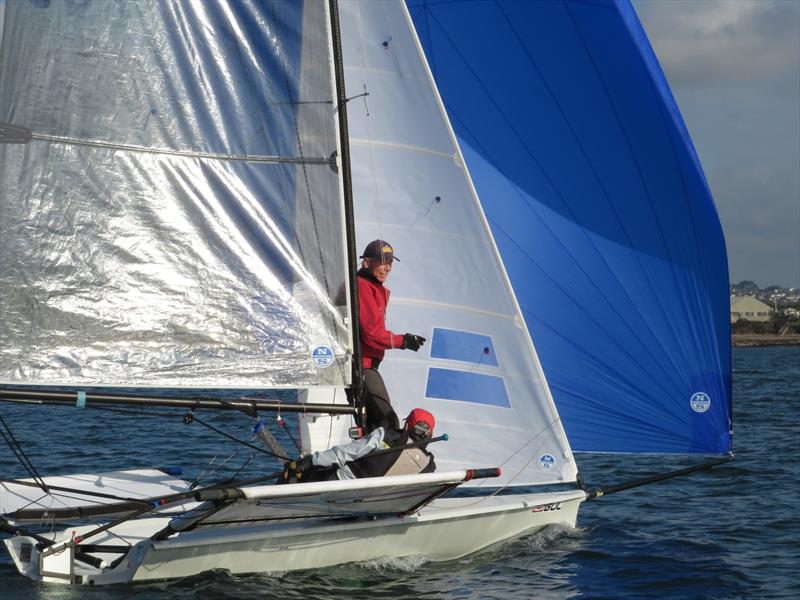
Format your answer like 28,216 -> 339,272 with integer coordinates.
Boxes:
1,346 -> 798,599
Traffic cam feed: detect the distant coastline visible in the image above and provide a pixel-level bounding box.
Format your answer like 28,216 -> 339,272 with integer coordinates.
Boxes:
732,333 -> 800,347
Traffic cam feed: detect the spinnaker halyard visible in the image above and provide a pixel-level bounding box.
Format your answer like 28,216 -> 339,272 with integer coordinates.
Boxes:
0,0 -> 732,586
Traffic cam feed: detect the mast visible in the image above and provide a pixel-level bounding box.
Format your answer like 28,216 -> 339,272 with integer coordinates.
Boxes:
328,0 -> 363,411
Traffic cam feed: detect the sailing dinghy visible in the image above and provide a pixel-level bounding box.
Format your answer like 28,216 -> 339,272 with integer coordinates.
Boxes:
0,0 -> 732,585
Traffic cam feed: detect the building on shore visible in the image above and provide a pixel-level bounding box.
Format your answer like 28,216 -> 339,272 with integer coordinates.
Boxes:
730,295 -> 772,323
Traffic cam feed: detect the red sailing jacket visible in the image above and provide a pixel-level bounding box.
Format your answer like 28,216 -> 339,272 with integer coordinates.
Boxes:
357,268 -> 404,368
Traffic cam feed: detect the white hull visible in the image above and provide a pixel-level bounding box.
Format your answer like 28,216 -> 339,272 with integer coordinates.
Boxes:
5,490 -> 585,585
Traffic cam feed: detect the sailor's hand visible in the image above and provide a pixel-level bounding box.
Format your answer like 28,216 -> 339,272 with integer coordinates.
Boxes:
402,333 -> 426,351
283,456 -> 314,481
296,455 -> 313,474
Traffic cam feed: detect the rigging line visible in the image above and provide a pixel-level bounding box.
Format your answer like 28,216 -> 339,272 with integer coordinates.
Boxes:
192,454 -> 226,487
357,9 -> 387,242
196,510 -> 380,526
0,427 -> 37,484
41,511 -> 56,536
365,1 -> 402,384
269,1 -> 330,300
101,528 -> 134,548
9,493 -> 172,521
447,446 -> 558,511
204,452 -> 257,490
423,3 -> 437,75
346,90 -> 370,104
191,413 -> 290,461
225,0 -> 299,299
426,7 -> 691,394
0,414 -> 48,491
0,480 -> 154,510
276,414 -> 301,454
85,404 -> 180,419
8,492 -> 52,517
409,5 -> 436,75
229,501 -> 354,519
189,451 -> 240,490
354,3 -> 400,386
467,414 -> 569,497
407,195 -> 441,229
27,133 -> 333,165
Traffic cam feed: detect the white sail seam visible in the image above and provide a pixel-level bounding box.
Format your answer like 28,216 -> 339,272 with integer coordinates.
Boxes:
350,137 -> 458,161
389,297 -> 519,323
356,219 -> 507,249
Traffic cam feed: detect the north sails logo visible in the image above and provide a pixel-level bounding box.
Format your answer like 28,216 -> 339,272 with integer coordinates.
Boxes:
539,454 -> 556,470
311,346 -> 334,369
690,392 -> 711,413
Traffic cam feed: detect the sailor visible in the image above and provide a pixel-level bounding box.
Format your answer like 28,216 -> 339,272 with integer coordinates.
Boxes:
281,408 -> 437,483
357,239 -> 426,433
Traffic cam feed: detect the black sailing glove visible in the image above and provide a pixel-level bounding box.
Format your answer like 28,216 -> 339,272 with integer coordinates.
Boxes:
402,333 -> 426,351
283,455 -> 314,481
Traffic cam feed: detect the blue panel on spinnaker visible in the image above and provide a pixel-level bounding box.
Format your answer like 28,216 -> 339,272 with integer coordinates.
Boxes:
426,368 -> 510,407
430,328 -> 498,366
409,0 -> 732,454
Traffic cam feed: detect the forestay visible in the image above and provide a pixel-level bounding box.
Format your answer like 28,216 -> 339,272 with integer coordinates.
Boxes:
0,0 -> 351,388
408,0 -> 733,455
339,0 -> 577,487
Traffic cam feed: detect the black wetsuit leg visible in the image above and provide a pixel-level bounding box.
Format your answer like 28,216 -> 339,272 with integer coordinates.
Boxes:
298,466 -> 339,483
363,367 -> 400,433
277,466 -> 339,484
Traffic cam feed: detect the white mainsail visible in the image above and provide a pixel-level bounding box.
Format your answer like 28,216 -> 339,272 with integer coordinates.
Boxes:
339,0 -> 577,487
0,0 -> 351,388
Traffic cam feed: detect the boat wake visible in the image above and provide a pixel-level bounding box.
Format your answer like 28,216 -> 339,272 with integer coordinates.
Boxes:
357,554 -> 431,573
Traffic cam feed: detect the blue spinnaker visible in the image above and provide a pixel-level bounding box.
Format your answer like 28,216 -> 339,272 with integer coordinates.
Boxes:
409,0 -> 732,454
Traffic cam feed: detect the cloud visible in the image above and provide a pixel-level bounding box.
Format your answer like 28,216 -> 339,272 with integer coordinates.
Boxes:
633,0 -> 800,288
635,0 -> 799,98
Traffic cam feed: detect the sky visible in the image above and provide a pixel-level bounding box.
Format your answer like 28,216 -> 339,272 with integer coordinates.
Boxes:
633,0 -> 800,289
